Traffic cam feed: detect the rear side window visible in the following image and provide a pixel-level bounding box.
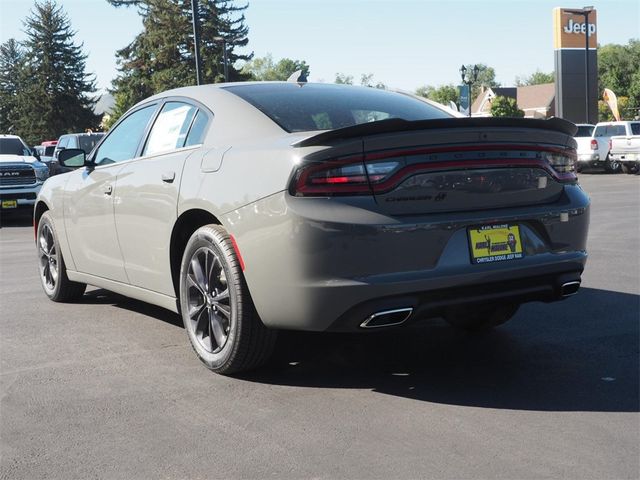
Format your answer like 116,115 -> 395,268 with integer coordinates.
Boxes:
631,123 -> 640,135
594,124 -> 626,137
78,134 -> 103,154
225,83 -> 452,133
94,105 -> 156,165
184,110 -> 209,147
143,102 -> 197,156
575,125 -> 593,137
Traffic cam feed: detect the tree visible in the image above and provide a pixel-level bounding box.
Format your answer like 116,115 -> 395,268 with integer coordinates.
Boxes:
13,1 -> 99,145
241,53 -> 310,81
490,96 -> 524,117
0,39 -> 25,133
359,73 -> 386,89
598,39 -> 640,119
334,73 -> 353,85
106,0 -> 252,126
415,84 -> 459,106
515,70 -> 554,86
599,96 -> 630,121
467,63 -> 500,101
334,72 -> 385,88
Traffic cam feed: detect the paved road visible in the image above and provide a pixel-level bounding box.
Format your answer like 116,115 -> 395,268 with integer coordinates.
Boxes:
1,174 -> 638,479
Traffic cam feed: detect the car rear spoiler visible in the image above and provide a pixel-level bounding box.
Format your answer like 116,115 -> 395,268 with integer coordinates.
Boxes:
292,117 -> 577,147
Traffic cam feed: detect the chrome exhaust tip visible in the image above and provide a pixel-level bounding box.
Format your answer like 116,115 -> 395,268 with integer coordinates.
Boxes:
560,280 -> 581,297
360,308 -> 413,329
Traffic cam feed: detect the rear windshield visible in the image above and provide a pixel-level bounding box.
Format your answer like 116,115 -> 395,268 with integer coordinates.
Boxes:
78,134 -> 104,153
575,125 -> 594,137
0,138 -> 30,156
594,124 -> 626,137
224,83 -> 452,133
44,146 -> 56,156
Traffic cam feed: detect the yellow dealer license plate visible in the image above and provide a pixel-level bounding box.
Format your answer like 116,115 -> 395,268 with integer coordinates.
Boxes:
468,224 -> 524,264
1,200 -> 17,209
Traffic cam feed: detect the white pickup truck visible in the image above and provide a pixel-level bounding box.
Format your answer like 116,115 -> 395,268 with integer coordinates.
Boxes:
609,121 -> 640,174
576,121 -> 638,173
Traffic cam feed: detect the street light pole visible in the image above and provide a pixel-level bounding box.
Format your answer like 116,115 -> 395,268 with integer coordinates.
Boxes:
190,0 -> 202,86
213,37 -> 229,82
460,64 -> 479,117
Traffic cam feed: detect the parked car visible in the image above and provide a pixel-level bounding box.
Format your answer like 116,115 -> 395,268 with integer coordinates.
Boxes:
574,123 -> 595,172
35,82 -> 590,374
52,132 -> 104,174
608,121 -> 640,174
577,121 -> 636,173
33,140 -> 58,174
0,134 -> 49,212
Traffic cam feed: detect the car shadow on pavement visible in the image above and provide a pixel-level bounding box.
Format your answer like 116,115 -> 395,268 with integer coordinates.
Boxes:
239,287 -> 639,413
0,210 -> 33,228
82,289 -> 184,328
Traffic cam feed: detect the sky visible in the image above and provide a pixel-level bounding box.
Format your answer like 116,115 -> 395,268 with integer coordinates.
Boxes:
1,0 -> 638,94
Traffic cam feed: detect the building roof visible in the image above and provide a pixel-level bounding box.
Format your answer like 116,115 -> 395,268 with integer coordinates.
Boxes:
472,83 -> 555,117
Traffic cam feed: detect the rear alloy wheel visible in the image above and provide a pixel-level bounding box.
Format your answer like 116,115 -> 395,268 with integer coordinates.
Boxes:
444,303 -> 520,331
179,225 -> 276,374
36,212 -> 86,302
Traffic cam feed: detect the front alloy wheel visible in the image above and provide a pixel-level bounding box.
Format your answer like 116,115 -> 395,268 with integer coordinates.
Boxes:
179,225 -> 276,374
36,211 -> 86,302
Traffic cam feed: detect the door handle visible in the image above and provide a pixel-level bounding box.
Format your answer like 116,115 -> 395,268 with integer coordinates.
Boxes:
161,171 -> 176,183
104,184 -> 113,195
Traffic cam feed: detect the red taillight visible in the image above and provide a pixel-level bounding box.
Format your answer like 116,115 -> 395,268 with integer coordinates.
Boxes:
292,144 -> 578,197
591,139 -> 598,150
292,156 -> 401,196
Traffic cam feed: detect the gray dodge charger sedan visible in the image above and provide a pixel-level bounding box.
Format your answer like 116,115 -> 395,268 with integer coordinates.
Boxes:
35,82 -> 590,374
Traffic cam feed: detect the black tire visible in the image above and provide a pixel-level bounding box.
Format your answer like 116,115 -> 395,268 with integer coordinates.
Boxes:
36,211 -> 86,302
621,162 -> 639,175
444,303 -> 520,331
179,224 -> 276,374
605,156 -> 621,174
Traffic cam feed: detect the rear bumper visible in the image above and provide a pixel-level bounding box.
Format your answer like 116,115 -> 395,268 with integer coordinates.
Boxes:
226,184 -> 590,332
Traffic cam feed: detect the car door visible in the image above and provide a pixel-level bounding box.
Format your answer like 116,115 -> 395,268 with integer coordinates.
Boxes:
63,103 -> 158,282
114,100 -> 210,295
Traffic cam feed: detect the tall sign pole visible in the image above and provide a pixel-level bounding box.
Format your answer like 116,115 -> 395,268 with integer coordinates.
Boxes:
191,0 -> 203,86
553,7 -> 597,124
584,11 -> 591,123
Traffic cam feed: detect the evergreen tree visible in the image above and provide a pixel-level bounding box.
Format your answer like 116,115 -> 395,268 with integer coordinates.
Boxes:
0,39 -> 25,133
106,0 -> 252,127
14,1 -> 99,145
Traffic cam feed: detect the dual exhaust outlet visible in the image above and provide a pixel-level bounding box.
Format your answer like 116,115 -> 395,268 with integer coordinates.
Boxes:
359,280 -> 581,329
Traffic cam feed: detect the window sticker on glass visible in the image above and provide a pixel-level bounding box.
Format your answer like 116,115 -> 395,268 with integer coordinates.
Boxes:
145,103 -> 197,156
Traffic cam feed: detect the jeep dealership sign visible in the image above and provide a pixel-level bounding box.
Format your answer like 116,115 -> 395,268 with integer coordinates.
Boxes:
553,7 -> 598,123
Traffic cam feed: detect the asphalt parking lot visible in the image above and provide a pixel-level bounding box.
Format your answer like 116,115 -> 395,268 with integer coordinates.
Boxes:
1,174 -> 638,479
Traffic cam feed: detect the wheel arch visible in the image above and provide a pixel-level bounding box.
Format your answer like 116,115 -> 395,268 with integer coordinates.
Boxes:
34,200 -> 50,238
170,208 -> 222,298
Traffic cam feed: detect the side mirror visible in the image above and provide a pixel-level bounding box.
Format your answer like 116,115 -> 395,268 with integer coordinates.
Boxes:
58,148 -> 87,168
31,149 -> 41,161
